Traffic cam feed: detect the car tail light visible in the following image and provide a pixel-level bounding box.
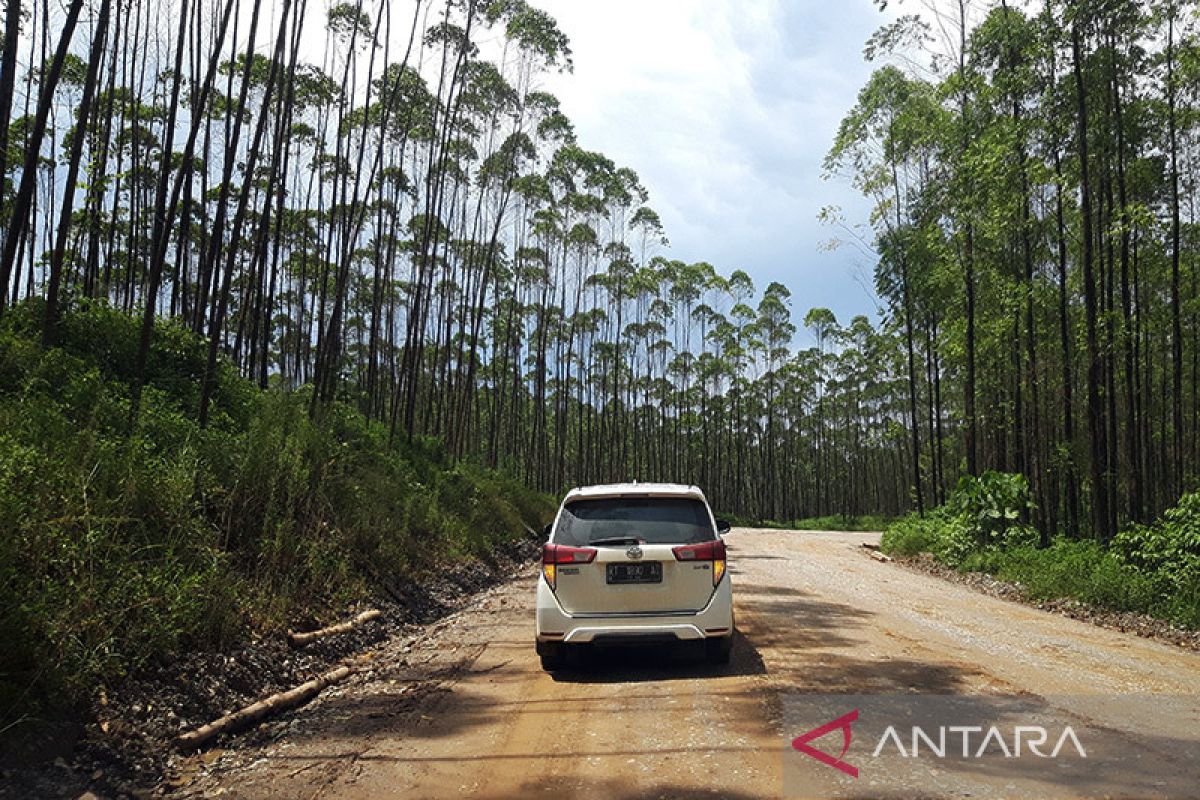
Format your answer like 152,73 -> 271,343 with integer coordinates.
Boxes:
541,543 -> 596,590
672,539 -> 727,586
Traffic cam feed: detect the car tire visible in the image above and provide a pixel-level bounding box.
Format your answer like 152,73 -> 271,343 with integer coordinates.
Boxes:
536,640 -> 561,671
705,635 -> 732,665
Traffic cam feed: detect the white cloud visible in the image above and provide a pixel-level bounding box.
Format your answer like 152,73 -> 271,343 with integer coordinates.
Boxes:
532,0 -> 896,339
289,0 -> 898,340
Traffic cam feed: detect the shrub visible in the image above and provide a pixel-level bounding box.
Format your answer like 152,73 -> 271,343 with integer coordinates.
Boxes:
983,541 -> 1166,615
947,470 -> 1037,549
880,475 -> 1200,628
881,512 -> 944,556
1113,491 -> 1200,595
883,472 -> 1033,567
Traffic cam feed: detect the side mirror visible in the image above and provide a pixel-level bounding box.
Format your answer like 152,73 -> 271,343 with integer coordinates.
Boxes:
541,523 -> 553,541
715,519 -> 731,535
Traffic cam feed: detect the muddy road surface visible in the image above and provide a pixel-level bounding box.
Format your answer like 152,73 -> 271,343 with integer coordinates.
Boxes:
179,529 -> 1200,799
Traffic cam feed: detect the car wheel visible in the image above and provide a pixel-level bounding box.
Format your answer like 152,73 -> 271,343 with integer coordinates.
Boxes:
536,640 -> 561,671
705,635 -> 732,665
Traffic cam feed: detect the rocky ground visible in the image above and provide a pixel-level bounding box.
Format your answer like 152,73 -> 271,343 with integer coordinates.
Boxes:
0,538 -> 541,800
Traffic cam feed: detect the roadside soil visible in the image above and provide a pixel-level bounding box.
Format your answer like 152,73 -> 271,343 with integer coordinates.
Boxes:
162,529 -> 1200,799
0,539 -> 542,800
895,551 -> 1200,651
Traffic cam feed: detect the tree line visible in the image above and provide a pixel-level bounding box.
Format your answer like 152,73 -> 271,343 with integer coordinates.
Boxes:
0,0 -> 927,522
829,0 -> 1200,541
11,0 -> 1193,535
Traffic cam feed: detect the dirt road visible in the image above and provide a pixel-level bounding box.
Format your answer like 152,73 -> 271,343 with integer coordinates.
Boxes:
180,529 -> 1200,799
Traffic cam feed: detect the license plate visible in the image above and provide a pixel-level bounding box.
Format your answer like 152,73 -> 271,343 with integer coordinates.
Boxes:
607,562 -> 662,584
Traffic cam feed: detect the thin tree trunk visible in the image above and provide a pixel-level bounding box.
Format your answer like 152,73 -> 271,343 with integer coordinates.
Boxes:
0,0 -> 85,314
42,0 -> 112,344
1072,17 -> 1112,544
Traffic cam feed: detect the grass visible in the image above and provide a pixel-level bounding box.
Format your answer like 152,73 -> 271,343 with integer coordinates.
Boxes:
880,474 -> 1200,630
721,513 -> 895,532
0,299 -> 555,721
960,543 -> 1172,617
789,514 -> 895,532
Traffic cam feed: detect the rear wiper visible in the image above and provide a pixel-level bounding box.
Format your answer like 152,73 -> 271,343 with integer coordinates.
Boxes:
589,536 -> 642,546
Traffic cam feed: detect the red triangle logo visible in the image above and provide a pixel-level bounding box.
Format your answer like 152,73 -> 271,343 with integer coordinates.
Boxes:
791,708 -> 859,778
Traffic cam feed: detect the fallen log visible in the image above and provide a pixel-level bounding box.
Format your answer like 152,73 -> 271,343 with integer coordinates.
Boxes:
288,609 -> 381,648
860,542 -> 881,551
175,664 -> 355,750
868,550 -> 893,563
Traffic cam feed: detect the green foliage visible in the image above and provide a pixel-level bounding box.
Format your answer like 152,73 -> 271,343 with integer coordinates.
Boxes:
946,471 -> 1037,549
881,509 -> 978,566
882,512 -> 950,557
1113,491 -> 1200,620
0,304 -> 553,715
964,542 -> 1168,618
883,472 -> 1033,567
834,3 -> 1200,548
881,476 -> 1200,628
788,514 -> 895,532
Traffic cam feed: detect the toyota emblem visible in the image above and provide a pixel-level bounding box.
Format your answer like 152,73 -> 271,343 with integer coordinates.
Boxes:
626,544 -> 643,560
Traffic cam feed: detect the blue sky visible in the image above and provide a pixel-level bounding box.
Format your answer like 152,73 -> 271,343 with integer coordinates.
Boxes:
534,0 -> 903,341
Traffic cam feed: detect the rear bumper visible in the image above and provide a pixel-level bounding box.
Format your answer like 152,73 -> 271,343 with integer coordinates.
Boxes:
535,576 -> 733,644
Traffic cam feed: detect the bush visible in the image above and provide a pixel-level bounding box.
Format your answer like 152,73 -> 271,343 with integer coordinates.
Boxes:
883,472 -> 1032,568
947,470 -> 1037,549
1113,491 -> 1200,594
880,472 -> 1200,628
983,542 -> 1163,612
881,512 -> 944,556
1112,491 -> 1200,627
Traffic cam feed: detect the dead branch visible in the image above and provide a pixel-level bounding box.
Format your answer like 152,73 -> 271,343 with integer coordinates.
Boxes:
175,664 -> 355,750
287,609 -> 381,648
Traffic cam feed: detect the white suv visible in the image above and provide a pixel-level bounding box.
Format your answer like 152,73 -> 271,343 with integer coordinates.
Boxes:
535,483 -> 734,670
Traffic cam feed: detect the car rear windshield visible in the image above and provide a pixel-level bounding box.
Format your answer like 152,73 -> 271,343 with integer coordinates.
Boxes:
553,497 -> 715,546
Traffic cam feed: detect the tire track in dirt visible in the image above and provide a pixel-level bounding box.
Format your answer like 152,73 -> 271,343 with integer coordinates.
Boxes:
182,529 -> 1200,799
